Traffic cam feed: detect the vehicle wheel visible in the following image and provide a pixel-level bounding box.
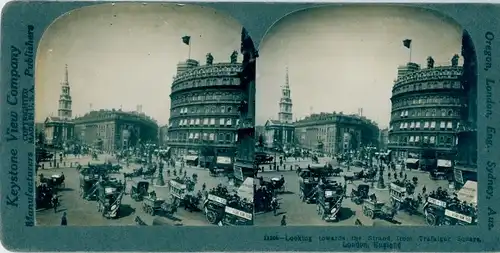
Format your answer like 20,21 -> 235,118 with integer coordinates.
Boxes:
425,213 -> 437,226
362,207 -> 368,216
367,210 -> 375,219
206,210 -> 217,224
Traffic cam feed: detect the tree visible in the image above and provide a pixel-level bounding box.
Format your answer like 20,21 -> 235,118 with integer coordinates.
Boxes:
36,130 -> 45,146
257,134 -> 265,147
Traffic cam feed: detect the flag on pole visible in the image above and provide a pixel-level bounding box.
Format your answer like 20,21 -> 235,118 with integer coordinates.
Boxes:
182,36 -> 191,45
403,39 -> 412,49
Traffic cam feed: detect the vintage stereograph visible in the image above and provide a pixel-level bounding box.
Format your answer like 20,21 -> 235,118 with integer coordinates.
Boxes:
0,1 -> 499,252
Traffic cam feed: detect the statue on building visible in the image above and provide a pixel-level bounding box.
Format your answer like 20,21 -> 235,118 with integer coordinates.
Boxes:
451,54 -> 460,67
230,50 -> 238,64
427,56 -> 435,68
206,53 -> 214,65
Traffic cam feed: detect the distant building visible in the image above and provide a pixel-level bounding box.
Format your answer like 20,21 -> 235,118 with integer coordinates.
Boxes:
294,112 -> 379,154
159,125 -> 169,147
166,52 -> 243,157
378,128 -> 389,150
264,67 -> 295,150
387,55 -> 466,161
255,125 -> 265,139
44,65 -> 74,147
73,109 -> 158,151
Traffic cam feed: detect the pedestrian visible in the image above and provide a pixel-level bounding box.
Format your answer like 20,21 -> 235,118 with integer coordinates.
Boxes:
404,173 -> 407,180
399,171 -> 403,178
422,185 -> 427,195
387,172 -> 391,180
61,212 -> 67,226
281,215 -> 287,226
52,194 -> 59,213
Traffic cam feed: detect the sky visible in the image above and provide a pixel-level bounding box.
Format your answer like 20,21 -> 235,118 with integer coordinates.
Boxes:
35,3 -> 243,125
256,5 -> 464,128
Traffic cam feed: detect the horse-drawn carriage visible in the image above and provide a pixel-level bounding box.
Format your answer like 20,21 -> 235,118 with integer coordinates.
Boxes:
316,182 -> 345,222
389,182 -> 419,214
362,199 -> 396,220
96,183 -> 124,219
41,174 -> 66,190
131,181 -> 150,201
350,184 -> 370,205
204,193 -> 228,224
209,167 -> 226,177
423,184 -> 477,226
343,169 -> 377,183
142,196 -> 177,216
36,183 -> 55,209
79,172 -> 100,200
298,173 -> 320,203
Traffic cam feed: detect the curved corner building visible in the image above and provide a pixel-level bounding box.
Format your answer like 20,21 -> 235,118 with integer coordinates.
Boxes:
388,60 -> 465,160
167,57 -> 243,157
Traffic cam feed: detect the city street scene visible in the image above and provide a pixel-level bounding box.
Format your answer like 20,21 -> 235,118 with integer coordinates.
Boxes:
254,5 -> 477,227
34,3 -> 256,226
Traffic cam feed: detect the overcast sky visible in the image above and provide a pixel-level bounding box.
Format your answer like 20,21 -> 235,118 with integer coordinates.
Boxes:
256,5 -> 463,128
35,3 -> 243,125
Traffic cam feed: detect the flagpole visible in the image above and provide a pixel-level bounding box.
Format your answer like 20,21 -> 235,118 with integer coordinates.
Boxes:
188,41 -> 192,60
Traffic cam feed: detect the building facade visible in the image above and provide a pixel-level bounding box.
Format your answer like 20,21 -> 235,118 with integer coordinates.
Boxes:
73,109 -> 158,151
378,128 -> 389,151
166,52 -> 243,157
387,55 -> 465,161
44,65 -> 74,147
264,67 -> 295,150
159,125 -> 169,147
294,113 -> 379,155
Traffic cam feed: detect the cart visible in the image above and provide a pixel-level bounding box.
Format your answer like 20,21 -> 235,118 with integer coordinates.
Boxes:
131,181 -> 150,201
362,200 -> 396,220
350,184 -> 369,205
316,185 -> 345,222
389,182 -> 408,210
204,194 -> 228,224
142,196 -> 166,216
50,174 -> 65,189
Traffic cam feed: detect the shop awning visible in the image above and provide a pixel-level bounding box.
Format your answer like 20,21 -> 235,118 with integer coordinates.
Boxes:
216,156 -> 232,164
183,155 -> 198,161
437,159 -> 452,168
457,180 -> 477,205
405,158 -> 419,164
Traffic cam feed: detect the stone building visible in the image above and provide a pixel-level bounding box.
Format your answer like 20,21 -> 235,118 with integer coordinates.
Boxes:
387,55 -> 465,161
166,52 -> 243,157
44,65 -> 74,147
264,67 -> 295,150
159,125 -> 169,147
73,109 -> 158,151
294,112 -> 379,154
378,128 -> 389,151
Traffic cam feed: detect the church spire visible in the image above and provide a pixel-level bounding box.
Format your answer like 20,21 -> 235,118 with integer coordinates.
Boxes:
58,64 -> 72,120
64,64 -> 69,84
285,66 -> 289,88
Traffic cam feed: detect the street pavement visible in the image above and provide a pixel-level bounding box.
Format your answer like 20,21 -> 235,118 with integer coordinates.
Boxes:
254,157 -> 450,226
36,154 -> 230,226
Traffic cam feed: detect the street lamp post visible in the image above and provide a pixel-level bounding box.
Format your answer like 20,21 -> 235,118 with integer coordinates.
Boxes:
376,165 -> 386,189
156,161 -> 165,186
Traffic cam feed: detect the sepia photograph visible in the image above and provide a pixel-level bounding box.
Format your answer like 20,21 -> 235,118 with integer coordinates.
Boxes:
253,5 -> 477,227
34,3 -> 256,227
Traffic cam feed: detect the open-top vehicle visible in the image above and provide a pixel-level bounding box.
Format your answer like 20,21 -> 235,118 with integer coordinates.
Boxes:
131,181 -> 150,201
362,199 -> 396,220
79,171 -> 100,200
142,196 -> 166,216
298,170 -> 321,203
423,181 -> 477,226
350,184 -> 370,205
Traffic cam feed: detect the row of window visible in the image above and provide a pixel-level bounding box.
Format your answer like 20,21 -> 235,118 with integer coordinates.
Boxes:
171,91 -> 241,106
170,117 -> 238,127
173,105 -> 235,115
394,108 -> 460,119
393,79 -> 462,95
173,77 -> 240,92
389,135 -> 455,145
169,131 -> 237,142
390,121 -> 455,131
392,95 -> 462,109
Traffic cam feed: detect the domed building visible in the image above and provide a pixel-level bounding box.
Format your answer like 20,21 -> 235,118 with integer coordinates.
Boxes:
388,55 -> 465,161
167,52 -> 243,162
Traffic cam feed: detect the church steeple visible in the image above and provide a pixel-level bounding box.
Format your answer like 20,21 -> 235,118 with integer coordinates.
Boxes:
278,66 -> 293,123
58,64 -> 72,120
